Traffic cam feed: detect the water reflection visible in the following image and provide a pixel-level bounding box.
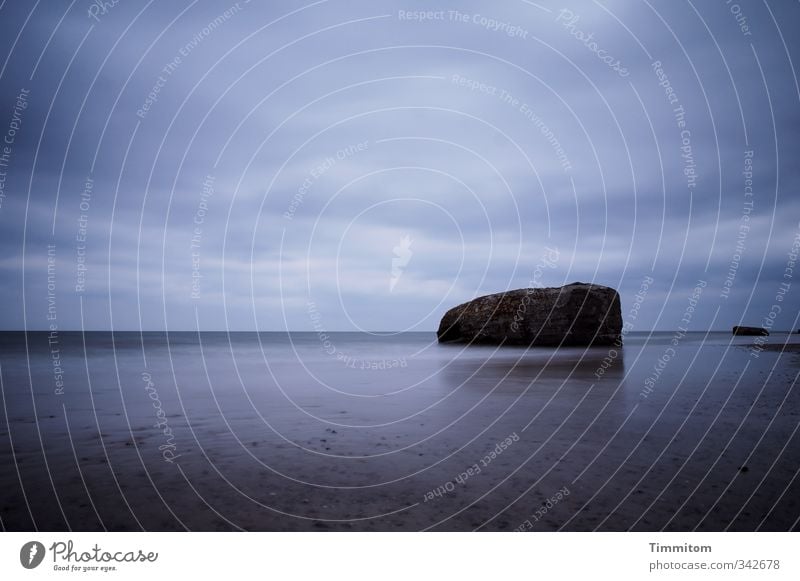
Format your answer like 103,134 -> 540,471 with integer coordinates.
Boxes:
437,344 -> 626,391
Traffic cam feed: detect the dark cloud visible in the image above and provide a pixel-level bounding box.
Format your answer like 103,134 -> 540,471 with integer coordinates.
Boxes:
1,0 -> 798,331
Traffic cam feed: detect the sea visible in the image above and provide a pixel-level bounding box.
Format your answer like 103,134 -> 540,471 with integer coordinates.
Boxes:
0,331 -> 798,531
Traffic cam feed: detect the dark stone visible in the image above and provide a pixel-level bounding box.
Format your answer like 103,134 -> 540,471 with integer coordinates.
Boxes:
732,326 -> 769,336
437,282 -> 622,346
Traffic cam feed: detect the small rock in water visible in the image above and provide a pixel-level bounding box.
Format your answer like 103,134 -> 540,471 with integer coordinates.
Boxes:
732,326 -> 768,336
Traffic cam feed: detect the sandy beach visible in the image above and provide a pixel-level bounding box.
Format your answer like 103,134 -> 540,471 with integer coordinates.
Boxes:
1,331 -> 797,531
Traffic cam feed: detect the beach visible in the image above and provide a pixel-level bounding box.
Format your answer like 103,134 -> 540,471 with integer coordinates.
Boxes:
1,330 -> 797,531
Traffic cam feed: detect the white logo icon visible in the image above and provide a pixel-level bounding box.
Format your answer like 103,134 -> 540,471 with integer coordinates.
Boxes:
20,541 -> 45,569
390,235 -> 413,292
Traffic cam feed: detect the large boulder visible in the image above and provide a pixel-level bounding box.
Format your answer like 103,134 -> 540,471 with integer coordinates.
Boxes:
732,326 -> 769,336
437,282 -> 622,346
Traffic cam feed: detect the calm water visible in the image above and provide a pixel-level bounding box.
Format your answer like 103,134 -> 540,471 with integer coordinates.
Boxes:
1,331 -> 798,531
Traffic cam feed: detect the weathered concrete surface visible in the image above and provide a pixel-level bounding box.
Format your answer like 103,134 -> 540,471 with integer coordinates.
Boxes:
437,282 -> 622,347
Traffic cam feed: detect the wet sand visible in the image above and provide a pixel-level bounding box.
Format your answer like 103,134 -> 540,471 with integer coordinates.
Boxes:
1,331 -> 798,531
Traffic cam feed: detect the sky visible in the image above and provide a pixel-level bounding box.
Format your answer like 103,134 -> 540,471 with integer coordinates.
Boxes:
0,0 -> 798,332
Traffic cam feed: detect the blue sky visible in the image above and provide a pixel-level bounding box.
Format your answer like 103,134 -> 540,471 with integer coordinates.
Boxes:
0,0 -> 798,331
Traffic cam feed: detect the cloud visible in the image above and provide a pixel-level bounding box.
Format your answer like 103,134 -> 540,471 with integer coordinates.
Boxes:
1,0 -> 798,331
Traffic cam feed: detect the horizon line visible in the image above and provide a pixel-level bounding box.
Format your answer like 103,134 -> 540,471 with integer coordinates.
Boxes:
2,329 -> 797,334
